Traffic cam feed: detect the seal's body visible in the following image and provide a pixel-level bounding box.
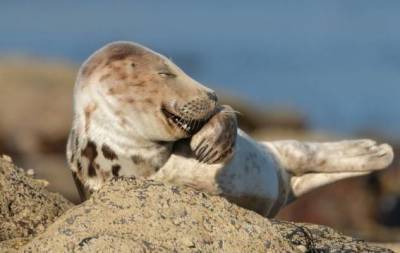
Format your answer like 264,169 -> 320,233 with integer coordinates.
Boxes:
67,41 -> 394,217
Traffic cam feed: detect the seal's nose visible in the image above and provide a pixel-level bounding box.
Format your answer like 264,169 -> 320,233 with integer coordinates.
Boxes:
207,91 -> 218,102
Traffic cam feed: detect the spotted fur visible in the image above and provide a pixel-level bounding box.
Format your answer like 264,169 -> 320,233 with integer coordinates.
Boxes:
68,41 -> 230,193
102,144 -> 118,161
67,41 -> 394,217
112,165 -> 121,177
81,140 -> 98,177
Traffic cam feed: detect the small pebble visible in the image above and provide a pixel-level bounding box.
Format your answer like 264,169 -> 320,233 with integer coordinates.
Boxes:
296,245 -> 307,252
36,179 -> 50,187
26,169 -> 35,176
2,155 -> 12,162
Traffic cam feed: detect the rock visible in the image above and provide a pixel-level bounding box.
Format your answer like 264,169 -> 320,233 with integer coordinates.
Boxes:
17,177 -> 392,252
0,155 -> 73,246
373,243 -> 400,253
0,238 -> 31,253
20,178 -> 293,252
272,220 -> 394,253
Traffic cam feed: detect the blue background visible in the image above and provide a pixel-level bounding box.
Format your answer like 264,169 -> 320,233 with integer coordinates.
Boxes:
1,1 -> 399,136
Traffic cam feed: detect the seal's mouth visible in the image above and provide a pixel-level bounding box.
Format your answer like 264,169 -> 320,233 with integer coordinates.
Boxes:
162,107 -> 207,135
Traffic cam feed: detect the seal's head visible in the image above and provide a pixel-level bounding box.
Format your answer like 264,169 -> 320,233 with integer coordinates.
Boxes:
75,41 -> 218,142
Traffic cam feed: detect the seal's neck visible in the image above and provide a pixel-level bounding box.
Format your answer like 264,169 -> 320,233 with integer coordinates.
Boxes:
74,106 -> 161,157
70,113 -> 173,180
73,83 -> 152,153
70,85 -> 173,179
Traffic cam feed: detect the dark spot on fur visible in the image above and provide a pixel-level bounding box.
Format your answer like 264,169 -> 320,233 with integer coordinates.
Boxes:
81,42 -> 146,80
81,57 -> 102,80
131,155 -> 144,164
105,56 -> 128,67
88,164 -> 96,177
77,160 -> 82,172
131,62 -> 136,67
125,98 -> 135,104
70,153 -> 75,163
99,73 -> 111,82
107,43 -> 145,61
109,53 -> 129,62
105,60 -> 112,67
154,165 -> 161,173
75,136 -> 79,150
120,118 -> 127,126
112,164 -> 121,177
81,141 -> 97,161
72,171 -> 88,202
108,84 -> 130,95
81,140 -> 98,177
102,144 -> 118,160
112,66 -> 122,73
318,158 -> 327,167
108,87 -> 115,95
144,98 -> 154,105
101,170 -> 111,179
118,73 -> 127,80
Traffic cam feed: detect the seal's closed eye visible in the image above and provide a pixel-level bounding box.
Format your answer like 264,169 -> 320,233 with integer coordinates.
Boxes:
158,72 -> 177,78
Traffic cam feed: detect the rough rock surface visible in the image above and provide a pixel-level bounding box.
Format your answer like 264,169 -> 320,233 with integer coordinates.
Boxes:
20,178 -> 392,253
0,157 -> 394,252
0,155 -> 72,244
272,220 -> 395,253
20,178 -> 294,252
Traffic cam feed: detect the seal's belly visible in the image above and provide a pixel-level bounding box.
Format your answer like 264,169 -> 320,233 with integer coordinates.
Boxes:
152,130 -> 281,214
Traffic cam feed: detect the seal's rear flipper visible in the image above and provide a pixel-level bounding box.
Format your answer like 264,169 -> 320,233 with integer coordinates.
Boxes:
264,139 -> 393,175
262,139 -> 393,200
289,171 -> 370,198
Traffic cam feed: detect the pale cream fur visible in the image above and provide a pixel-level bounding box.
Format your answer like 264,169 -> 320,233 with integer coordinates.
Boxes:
68,41 -> 394,217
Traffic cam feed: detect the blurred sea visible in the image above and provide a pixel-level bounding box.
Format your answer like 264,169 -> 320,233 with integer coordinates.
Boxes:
1,1 -> 399,137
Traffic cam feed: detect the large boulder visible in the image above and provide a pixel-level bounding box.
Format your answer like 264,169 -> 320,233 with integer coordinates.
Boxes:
0,155 -> 394,252
21,179 -> 392,253
20,178 -> 293,252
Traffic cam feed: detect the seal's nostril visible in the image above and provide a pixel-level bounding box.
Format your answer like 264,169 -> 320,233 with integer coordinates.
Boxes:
207,92 -> 218,102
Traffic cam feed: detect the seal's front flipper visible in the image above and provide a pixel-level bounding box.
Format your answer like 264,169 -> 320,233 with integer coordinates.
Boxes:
264,139 -> 393,175
190,105 -> 237,164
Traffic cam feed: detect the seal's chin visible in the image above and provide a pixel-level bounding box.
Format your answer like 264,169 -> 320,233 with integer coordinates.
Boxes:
161,107 -> 206,136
